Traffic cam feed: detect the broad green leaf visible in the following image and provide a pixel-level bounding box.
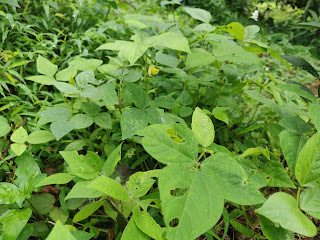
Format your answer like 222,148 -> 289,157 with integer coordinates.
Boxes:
98,82 -> 118,106
212,107 -> 229,125
80,85 -> 102,101
65,180 -> 104,200
82,102 -> 100,117
295,132 -> 320,186
281,55 -> 319,79
194,23 -> 215,32
38,107 -> 70,122
26,130 -> 55,144
49,207 -> 69,224
124,68 -> 143,82
309,103 -> 320,131
70,114 -> 94,129
126,82 -> 150,109
192,107 -> 214,147
70,230 -> 93,240
300,187 -> 320,219
102,143 -> 122,177
17,223 -> 34,240
121,108 -> 148,140
126,170 -> 160,198
36,55 -> 58,76
202,153 -> 265,205
309,47 -> 320,60
121,217 -> 150,240
154,96 -> 178,109
276,84 -> 317,103
183,7 -> 211,23
14,153 -> 41,186
50,121 -> 74,140
225,22 -> 245,41
73,200 -> 104,222
64,140 -> 87,151
159,164 -> 224,240
10,127 -> 28,143
67,199 -> 86,210
25,75 -> 56,85
142,124 -> 198,164
88,177 -> 130,202
94,112 -> 112,129
10,143 -> 27,156
245,25 -> 260,39
133,207 -> 166,240
262,161 -> 295,188
279,116 -> 312,134
53,82 -> 79,95
46,221 -> 76,240
31,193 -> 55,214
179,106 -> 193,117
36,173 -> 73,187
0,182 -> 24,206
258,214 -> 294,240
255,192 -> 317,237
185,48 -> 215,68
75,70 -> 99,85
230,220 -> 266,239
55,67 -> 78,81
155,52 -> 180,68
60,151 -> 102,180
0,120 -> 10,137
69,58 -> 103,71
280,130 -> 307,173
152,32 -> 190,53
0,0 -> 20,8
240,147 -> 264,158
0,208 -> 32,240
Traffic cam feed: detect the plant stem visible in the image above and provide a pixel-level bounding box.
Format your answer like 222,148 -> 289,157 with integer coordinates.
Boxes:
296,187 -> 301,207
144,51 -> 149,92
118,66 -> 125,114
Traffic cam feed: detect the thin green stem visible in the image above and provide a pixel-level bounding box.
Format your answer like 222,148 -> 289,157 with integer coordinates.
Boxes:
196,150 -> 206,163
144,52 -> 149,92
297,187 -> 301,207
118,66 -> 125,114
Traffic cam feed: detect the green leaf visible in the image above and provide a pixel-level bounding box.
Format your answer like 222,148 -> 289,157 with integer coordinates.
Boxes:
14,153 -> 41,186
75,70 -> 99,85
155,52 -> 180,68
46,221 -> 76,240
258,214 -> 294,240
70,230 -> 93,240
280,130 -> 307,173
0,182 -> 24,206
126,170 -> 160,198
121,108 -> 148,140
65,180 -> 104,200
60,151 -> 102,180
192,107 -> 215,147
255,192 -> 317,237
201,153 -> 265,205
212,107 -> 229,125
38,107 -> 70,123
88,176 -> 130,202
0,119 -> 10,137
309,47 -> 320,61
49,207 -> 69,224
53,82 -> 79,95
279,116 -> 312,134
262,161 -> 295,188
309,103 -> 320,131
82,102 -> 100,117
10,127 -> 28,143
94,112 -> 112,129
230,220 -> 266,239
152,32 -> 190,53
121,217 -> 150,240
25,75 -> 56,85
186,48 -> 215,68
225,22 -> 245,41
36,55 -> 58,76
26,130 -> 55,144
154,96 -> 178,109
36,173 -> 73,187
31,193 -> 55,214
295,132 -> 320,186
70,114 -> 94,129
56,67 -> 78,81
142,124 -> 198,164
102,143 -> 122,177
0,0 -> 20,8
10,143 -> 27,156
133,207 -> 166,240
300,187 -> 320,219
69,58 -> 103,71
276,84 -> 317,103
98,82 -> 118,106
50,121 -> 74,140
159,164 -> 224,240
295,22 -> 320,28
73,200 -> 104,222
0,208 -> 32,240
183,7 -> 211,23
281,55 -> 319,79
126,82 -> 150,109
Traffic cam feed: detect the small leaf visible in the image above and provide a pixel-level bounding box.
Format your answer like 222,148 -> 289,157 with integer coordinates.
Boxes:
121,217 -> 150,240
37,55 -> 58,76
49,207 -> 69,224
255,192 -> 317,237
183,7 -> 211,23
53,82 -> 79,95
10,127 -> 28,143
25,75 -> 56,85
279,116 -> 312,134
88,177 -> 130,202
230,220 -> 266,239
36,173 -> 73,187
309,103 -> 320,131
56,67 -> 78,81
38,107 -> 70,123
0,182 -> 24,206
70,114 -> 94,129
50,121 -> 74,140
73,200 -> 104,222
26,130 -> 55,144
300,187 -> 320,219
281,55 -> 319,79
65,180 -> 104,200
102,143 -> 122,177
98,82 -> 118,106
10,143 -> 27,156
192,107 -> 215,147
263,161 -> 295,188
121,108 -> 148,140
126,82 -> 150,109
94,112 -> 112,129
31,193 -> 56,214
82,102 -> 100,117
225,22 -> 245,41
46,221 -> 76,240
258,214 -> 294,240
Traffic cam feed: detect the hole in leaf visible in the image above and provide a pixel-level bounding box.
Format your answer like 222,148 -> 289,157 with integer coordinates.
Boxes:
170,188 -> 188,197
266,176 -> 270,180
166,128 -> 185,143
169,218 -> 180,228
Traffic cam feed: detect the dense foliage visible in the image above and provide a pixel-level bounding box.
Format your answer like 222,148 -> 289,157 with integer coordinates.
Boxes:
0,0 -> 320,239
